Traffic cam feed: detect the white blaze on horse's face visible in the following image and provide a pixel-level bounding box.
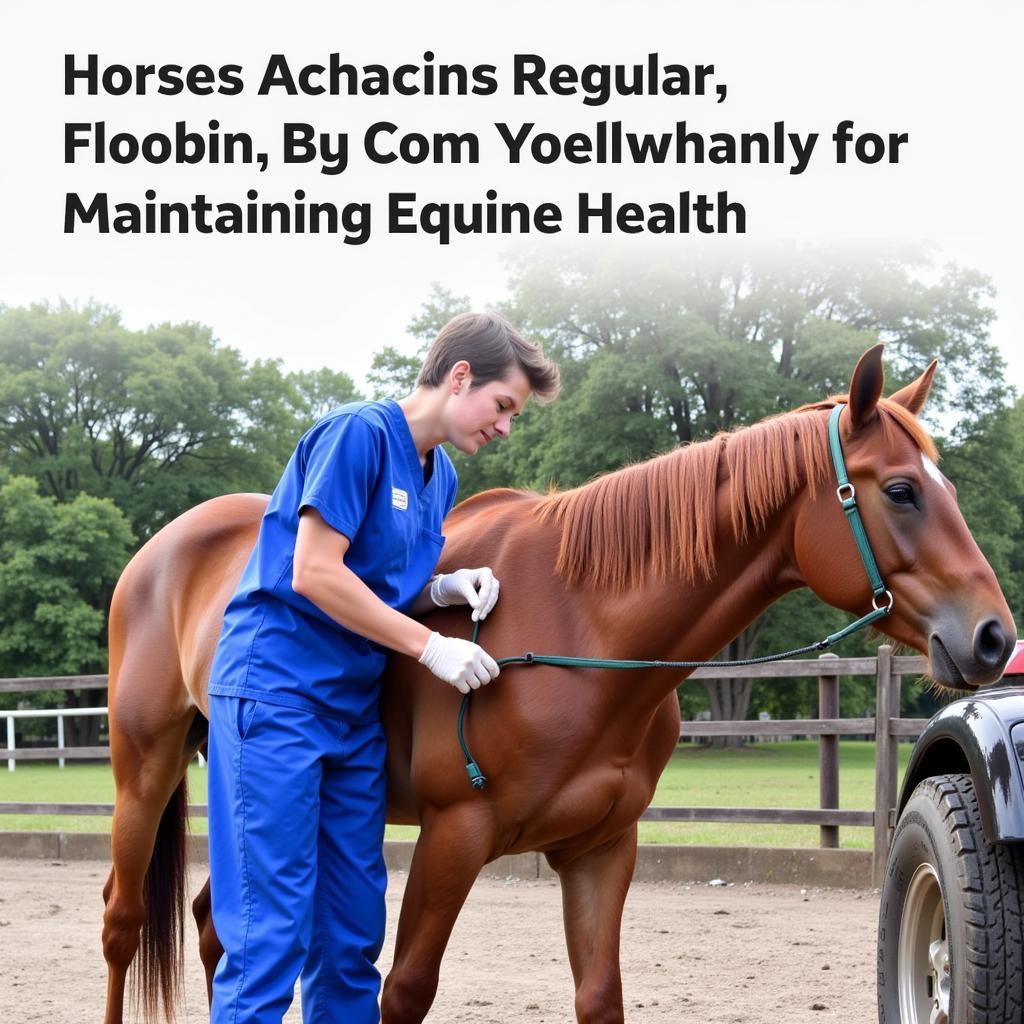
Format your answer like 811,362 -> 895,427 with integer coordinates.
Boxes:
921,454 -> 952,492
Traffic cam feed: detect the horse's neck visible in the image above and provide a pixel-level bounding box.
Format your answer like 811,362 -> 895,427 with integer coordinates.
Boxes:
454,476 -> 808,705
580,489 -> 805,681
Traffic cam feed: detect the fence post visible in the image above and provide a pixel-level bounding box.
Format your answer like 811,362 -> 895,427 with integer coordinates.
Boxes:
873,644 -> 896,887
818,652 -> 840,848
6,715 -> 15,772
57,713 -> 65,769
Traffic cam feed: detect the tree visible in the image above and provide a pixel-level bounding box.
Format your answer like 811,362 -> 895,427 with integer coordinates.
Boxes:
0,301 -> 369,709
367,284 -> 471,401
366,346 -> 424,401
288,367 -> 363,423
0,475 -> 135,743
1006,398 -> 1024,626
939,398 -> 1024,616
0,301 -> 363,539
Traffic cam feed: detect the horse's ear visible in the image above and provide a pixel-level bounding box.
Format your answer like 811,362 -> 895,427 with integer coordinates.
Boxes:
847,344 -> 886,430
888,360 -> 937,417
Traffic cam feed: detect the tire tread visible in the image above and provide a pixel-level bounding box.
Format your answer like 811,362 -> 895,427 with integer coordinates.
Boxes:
920,773 -> 1024,1022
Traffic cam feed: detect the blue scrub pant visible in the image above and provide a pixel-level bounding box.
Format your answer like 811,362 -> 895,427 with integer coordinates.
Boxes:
207,695 -> 388,1024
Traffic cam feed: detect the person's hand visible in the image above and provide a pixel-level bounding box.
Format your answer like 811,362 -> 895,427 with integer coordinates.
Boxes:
418,632 -> 500,694
429,567 -> 500,622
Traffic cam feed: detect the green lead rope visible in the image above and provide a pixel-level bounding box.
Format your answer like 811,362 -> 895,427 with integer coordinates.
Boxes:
456,403 -> 893,791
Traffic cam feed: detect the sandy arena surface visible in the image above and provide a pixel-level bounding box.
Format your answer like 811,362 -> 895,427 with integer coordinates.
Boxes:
1,858 -> 879,1022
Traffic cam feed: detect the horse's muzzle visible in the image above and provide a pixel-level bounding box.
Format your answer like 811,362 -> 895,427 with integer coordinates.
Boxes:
928,614 -> 1017,690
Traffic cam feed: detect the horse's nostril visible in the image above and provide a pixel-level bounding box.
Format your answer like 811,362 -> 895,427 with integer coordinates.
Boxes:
975,619 -> 1009,668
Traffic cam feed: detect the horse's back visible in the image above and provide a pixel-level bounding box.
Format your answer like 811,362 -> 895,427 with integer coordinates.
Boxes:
109,494 -> 268,717
446,487 -> 538,521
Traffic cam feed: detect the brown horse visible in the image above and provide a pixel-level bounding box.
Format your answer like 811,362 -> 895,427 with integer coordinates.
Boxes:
101,345 -> 1015,1023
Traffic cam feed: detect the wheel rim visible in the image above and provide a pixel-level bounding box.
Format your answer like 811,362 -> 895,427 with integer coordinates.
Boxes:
898,863 -> 950,1024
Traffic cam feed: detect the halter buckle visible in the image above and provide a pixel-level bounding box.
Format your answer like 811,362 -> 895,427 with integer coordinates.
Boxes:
836,482 -> 856,504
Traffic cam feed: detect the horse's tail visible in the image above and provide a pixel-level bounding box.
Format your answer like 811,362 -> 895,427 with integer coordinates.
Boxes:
131,775 -> 189,1021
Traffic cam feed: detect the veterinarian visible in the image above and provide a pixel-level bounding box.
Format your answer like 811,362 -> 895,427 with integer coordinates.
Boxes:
205,312 -> 560,1023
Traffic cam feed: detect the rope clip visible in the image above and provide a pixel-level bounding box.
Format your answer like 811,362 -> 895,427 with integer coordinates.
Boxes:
465,761 -> 487,789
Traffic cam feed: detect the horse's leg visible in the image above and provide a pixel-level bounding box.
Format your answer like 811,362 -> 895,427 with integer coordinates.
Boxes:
191,875 -> 223,1006
381,808 -> 492,1023
102,712 -> 195,1024
550,826 -> 638,1024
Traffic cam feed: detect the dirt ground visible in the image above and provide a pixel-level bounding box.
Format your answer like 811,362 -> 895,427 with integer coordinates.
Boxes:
1,858 -> 879,1022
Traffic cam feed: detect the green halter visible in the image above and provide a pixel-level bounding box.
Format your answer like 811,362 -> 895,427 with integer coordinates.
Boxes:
457,402 -> 893,789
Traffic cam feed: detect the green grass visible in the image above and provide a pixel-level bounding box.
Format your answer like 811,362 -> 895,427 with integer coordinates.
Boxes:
0,740 -> 913,849
634,739 -> 913,849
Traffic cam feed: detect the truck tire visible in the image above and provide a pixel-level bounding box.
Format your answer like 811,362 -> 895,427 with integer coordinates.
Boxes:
878,773 -> 1024,1023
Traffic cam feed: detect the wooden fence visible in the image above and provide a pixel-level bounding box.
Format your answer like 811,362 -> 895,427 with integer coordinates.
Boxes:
0,646 -> 928,885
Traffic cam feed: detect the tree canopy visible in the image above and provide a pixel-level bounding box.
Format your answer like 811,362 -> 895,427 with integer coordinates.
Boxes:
0,473 -> 134,677
0,301 -> 362,541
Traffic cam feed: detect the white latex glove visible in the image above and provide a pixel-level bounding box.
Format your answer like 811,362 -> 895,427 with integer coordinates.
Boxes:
429,567 -> 500,622
418,631 -> 500,694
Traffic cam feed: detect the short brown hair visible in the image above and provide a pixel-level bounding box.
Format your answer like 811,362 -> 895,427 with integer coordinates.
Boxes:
417,312 -> 560,403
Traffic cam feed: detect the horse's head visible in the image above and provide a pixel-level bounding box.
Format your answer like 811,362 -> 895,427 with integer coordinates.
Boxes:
793,345 -> 1017,690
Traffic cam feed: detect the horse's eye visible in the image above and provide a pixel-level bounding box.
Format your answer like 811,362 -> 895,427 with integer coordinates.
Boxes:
885,484 -> 915,505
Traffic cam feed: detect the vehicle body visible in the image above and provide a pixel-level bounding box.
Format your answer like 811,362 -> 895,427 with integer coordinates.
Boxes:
878,647 -> 1024,1024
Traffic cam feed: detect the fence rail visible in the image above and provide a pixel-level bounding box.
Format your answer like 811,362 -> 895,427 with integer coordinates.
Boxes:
5,706 -> 109,770
0,674 -> 107,694
1,648 -> 929,884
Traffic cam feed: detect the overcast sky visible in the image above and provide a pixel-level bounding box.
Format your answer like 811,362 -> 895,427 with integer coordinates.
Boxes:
3,0 -> 1021,393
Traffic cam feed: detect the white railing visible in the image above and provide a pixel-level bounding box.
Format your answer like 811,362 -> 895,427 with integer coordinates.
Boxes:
5,707 -> 108,771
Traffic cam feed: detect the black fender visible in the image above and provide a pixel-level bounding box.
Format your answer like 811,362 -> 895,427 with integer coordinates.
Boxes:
896,687 -> 1024,843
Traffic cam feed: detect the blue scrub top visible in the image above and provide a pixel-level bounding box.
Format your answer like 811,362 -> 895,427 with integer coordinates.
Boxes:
209,399 -> 458,723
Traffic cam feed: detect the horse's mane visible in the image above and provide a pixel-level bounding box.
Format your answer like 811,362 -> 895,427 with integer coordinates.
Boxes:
534,396 -> 938,593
